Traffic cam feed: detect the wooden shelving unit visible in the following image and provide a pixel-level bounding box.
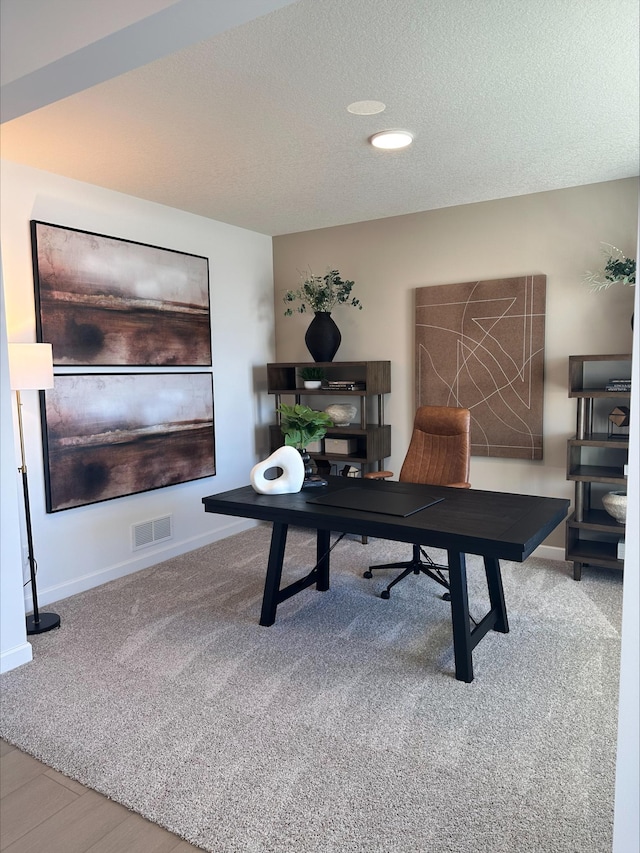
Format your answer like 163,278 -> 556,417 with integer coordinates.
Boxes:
267,361 -> 391,474
566,354 -> 631,580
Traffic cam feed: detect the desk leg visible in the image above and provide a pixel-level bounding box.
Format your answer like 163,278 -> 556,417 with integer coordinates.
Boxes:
484,557 -> 509,634
259,522 -> 288,627
316,529 -> 330,591
447,550 -> 473,683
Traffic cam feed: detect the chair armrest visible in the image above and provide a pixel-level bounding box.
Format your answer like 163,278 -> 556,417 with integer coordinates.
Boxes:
363,470 -> 394,480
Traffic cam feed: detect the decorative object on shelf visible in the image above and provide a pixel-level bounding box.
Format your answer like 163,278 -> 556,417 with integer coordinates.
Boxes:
324,403 -> 357,426
8,343 -> 61,635
304,312 -> 341,362
250,446 -> 304,495
283,269 -> 362,362
325,379 -> 365,390
277,403 -> 333,448
605,379 -> 632,392
325,438 -> 358,455
602,491 -> 627,524
583,243 -> 636,291
608,405 -> 630,437
277,402 -> 333,486
299,366 -> 326,389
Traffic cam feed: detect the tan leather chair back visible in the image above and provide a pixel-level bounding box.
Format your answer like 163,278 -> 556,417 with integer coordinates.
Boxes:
398,406 -> 470,487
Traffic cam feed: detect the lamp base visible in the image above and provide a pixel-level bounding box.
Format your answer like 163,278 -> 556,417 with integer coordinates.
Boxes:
26,612 -> 61,635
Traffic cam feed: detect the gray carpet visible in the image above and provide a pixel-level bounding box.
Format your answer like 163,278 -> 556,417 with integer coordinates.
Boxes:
0,525 -> 623,853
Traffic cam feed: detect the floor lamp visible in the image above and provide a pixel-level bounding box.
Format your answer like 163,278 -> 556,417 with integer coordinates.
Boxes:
8,343 -> 61,635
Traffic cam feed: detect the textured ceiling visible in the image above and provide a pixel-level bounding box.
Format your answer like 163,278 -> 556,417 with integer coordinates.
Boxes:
1,0 -> 638,236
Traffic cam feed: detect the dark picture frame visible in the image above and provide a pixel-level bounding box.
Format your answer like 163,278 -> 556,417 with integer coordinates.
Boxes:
31,221 -> 211,366
40,373 -> 215,512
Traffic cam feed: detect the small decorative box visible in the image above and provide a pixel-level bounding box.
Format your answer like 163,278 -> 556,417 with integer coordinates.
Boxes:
306,440 -> 323,453
325,438 -> 357,455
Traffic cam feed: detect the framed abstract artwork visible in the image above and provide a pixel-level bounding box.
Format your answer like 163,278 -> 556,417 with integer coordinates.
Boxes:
415,275 -> 546,460
40,372 -> 215,512
31,221 -> 211,366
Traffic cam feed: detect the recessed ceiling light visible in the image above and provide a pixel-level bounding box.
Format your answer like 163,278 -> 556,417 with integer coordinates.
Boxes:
369,130 -> 413,150
347,100 -> 386,115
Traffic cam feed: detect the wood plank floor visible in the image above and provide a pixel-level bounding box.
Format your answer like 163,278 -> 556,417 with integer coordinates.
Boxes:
0,739 -> 205,852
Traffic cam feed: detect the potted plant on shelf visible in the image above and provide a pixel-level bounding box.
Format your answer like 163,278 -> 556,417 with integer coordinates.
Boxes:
299,366 -> 326,389
283,268 -> 363,362
277,403 -> 333,485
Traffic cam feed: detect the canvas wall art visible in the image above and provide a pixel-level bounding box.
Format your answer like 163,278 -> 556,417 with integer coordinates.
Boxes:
40,373 -> 215,512
31,221 -> 211,366
415,275 -> 546,460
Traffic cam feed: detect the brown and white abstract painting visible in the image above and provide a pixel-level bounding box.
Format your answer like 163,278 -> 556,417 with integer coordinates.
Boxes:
41,373 -> 215,511
32,221 -> 211,366
415,275 -> 546,460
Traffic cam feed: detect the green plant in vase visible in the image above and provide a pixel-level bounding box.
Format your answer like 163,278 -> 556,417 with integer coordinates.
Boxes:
277,403 -> 333,450
277,403 -> 333,485
283,268 -> 363,362
299,366 -> 326,388
283,269 -> 363,314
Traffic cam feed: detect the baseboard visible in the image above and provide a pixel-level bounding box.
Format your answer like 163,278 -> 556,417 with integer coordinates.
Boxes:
27,523 -> 568,611
531,544 -> 567,562
26,517 -> 258,609
0,640 -> 33,674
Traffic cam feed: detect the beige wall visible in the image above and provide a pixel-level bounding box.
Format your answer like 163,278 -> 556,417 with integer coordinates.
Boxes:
273,178 -> 638,552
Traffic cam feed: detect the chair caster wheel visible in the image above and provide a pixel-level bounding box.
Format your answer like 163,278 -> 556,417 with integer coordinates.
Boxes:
442,592 -> 451,602
380,590 -> 390,599
363,570 -> 373,579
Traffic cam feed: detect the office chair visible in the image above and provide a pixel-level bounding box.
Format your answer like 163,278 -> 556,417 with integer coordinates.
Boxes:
363,405 -> 471,599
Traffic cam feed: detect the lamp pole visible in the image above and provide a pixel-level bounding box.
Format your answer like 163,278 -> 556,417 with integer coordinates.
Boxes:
15,388 -> 60,634
9,344 -> 61,636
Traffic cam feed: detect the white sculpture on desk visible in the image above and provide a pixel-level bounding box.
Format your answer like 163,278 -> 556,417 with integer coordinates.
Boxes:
250,445 -> 305,494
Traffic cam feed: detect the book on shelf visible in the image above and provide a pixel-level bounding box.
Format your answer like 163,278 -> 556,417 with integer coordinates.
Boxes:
617,538 -> 625,560
605,378 -> 632,391
323,380 -> 366,390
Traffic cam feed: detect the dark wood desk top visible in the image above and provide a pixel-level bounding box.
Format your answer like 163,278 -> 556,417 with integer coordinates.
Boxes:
203,477 -> 569,562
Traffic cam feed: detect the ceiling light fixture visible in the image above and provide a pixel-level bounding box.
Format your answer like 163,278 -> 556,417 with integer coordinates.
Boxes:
347,100 -> 386,115
370,130 -> 413,150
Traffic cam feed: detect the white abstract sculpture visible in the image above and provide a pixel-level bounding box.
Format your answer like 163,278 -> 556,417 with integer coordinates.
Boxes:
250,445 -> 305,494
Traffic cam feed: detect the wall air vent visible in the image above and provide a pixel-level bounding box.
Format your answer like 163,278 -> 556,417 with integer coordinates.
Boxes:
132,515 -> 173,551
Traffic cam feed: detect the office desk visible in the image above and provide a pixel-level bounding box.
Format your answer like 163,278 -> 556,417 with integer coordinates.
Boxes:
202,477 -> 568,682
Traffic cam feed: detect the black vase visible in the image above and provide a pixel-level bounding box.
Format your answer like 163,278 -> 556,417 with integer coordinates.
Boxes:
304,312 -> 341,362
298,448 -> 313,479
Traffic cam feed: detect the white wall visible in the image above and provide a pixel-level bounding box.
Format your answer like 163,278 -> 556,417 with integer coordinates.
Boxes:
612,226 -> 639,853
0,262 -> 32,673
273,178 -> 638,553
0,160 -> 275,668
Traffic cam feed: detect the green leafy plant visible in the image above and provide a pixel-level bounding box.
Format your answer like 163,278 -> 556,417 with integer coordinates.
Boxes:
283,269 -> 363,315
277,403 -> 333,449
584,243 -> 636,291
299,366 -> 326,381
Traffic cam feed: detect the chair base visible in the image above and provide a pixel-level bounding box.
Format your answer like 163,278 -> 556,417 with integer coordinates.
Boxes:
363,544 -> 450,599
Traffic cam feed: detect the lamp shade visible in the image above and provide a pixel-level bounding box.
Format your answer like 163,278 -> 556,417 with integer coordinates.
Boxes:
8,343 -> 54,391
